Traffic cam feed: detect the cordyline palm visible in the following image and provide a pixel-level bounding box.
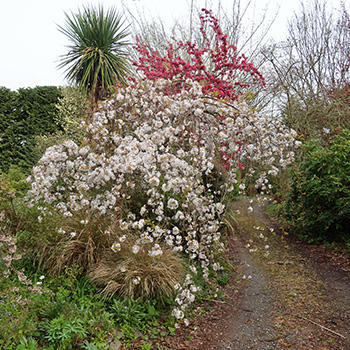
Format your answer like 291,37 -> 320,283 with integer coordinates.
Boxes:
58,5 -> 130,103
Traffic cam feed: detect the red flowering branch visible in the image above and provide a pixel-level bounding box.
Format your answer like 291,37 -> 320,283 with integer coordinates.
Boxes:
133,8 -> 265,101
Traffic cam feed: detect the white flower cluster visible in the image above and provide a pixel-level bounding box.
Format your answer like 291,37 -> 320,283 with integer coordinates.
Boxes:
26,79 -> 299,321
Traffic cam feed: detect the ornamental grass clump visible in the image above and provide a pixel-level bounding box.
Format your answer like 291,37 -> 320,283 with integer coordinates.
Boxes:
41,210 -> 122,274
90,233 -> 184,300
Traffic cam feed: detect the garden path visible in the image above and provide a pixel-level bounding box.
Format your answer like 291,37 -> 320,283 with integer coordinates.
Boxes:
164,199 -> 350,350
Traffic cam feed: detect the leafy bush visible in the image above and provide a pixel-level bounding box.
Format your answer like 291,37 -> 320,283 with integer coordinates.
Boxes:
16,337 -> 38,350
285,130 -> 350,242
0,168 -> 30,234
0,254 -> 115,349
34,86 -> 88,163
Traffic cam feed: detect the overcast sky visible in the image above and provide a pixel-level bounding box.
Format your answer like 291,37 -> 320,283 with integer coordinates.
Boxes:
0,0 -> 344,90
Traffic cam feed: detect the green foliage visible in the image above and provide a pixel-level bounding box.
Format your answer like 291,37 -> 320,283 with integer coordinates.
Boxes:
16,337 -> 38,350
0,168 -> 30,238
216,271 -> 229,286
40,316 -> 87,345
0,272 -> 54,348
4,166 -> 30,196
55,86 -> 88,139
34,86 -> 88,161
0,265 -> 115,348
81,341 -> 105,350
0,86 -> 62,173
109,297 -> 159,330
0,294 -> 33,347
0,169 -> 63,275
139,342 -> 153,350
285,130 -> 350,242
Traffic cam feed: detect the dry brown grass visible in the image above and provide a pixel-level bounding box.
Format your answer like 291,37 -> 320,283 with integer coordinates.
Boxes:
90,237 -> 185,300
38,208 -> 184,300
41,211 -> 120,275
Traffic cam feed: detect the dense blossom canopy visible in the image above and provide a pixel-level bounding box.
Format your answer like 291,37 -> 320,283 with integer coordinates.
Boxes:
26,79 -> 299,322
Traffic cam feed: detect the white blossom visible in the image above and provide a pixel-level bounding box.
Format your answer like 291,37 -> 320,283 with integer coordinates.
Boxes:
25,79 -> 299,324
132,245 -> 140,254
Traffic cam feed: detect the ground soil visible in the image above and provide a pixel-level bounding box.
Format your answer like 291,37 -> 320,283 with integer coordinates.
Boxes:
162,199 -> 350,350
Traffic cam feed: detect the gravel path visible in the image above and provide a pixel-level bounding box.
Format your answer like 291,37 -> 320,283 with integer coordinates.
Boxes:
165,199 -> 350,350
218,235 -> 282,350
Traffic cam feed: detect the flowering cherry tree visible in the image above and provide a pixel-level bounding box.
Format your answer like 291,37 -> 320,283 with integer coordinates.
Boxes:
26,78 -> 299,323
23,7 -> 303,327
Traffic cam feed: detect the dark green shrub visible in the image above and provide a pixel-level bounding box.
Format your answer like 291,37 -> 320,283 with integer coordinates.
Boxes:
285,130 -> 350,242
0,86 -> 62,173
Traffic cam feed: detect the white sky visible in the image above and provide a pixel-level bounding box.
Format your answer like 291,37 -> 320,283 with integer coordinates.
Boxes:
0,0 -> 344,90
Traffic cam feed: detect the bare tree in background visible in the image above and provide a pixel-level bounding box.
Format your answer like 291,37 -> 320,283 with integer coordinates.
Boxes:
262,0 -> 350,139
121,0 -> 278,106
120,0 -> 350,132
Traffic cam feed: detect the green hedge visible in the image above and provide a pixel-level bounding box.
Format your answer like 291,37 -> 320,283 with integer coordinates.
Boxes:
285,130 -> 350,242
0,86 -> 62,173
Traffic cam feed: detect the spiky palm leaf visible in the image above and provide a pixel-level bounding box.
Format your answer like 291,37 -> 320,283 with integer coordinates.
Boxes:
58,5 -> 130,102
